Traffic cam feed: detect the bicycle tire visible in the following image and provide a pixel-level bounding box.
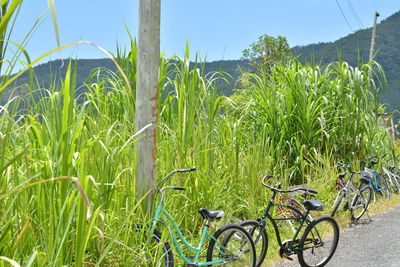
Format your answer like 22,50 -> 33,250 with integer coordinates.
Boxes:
393,172 -> 400,193
237,220 -> 268,267
331,190 -> 345,217
378,173 -> 391,200
206,223 -> 256,266
134,227 -> 174,267
350,185 -> 372,221
385,171 -> 400,194
297,215 -> 339,267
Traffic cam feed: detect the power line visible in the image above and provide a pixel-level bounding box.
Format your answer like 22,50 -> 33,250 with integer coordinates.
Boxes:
335,0 -> 354,33
346,0 -> 364,29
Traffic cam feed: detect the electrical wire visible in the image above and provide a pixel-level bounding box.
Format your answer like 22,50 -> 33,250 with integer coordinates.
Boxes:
335,0 -> 354,32
346,0 -> 364,29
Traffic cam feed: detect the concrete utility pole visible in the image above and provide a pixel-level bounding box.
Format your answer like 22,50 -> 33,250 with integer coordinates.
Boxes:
135,0 -> 161,213
369,11 -> 380,61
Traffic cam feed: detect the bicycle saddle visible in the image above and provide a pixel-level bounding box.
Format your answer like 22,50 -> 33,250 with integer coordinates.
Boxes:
198,208 -> 224,220
302,200 -> 324,211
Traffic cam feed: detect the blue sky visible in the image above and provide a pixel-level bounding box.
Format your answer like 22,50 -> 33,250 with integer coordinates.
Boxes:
8,0 -> 400,65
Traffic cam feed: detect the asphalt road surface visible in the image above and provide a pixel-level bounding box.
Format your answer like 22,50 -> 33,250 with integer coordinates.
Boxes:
274,204 -> 400,267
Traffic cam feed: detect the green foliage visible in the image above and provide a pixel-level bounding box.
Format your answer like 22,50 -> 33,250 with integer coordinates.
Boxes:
292,11 -> 400,121
242,34 -> 290,72
0,0 -> 23,74
233,60 -> 389,183
0,36 -> 393,266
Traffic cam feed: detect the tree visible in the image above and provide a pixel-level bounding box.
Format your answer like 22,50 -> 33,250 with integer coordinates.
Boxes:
242,34 -> 290,72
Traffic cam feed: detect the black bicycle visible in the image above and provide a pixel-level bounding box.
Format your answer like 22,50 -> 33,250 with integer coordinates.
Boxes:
236,175 -> 340,267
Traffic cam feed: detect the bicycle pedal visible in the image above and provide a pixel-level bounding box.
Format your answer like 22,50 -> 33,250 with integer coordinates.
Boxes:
279,240 -> 296,260
283,255 -> 293,261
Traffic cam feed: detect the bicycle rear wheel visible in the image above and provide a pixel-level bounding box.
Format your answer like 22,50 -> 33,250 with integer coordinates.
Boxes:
350,185 -> 372,221
297,215 -> 339,267
206,224 -> 256,266
238,220 -> 268,266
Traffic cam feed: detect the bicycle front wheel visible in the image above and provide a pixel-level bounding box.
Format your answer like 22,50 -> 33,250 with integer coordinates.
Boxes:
331,190 -> 345,217
206,224 -> 256,266
350,185 -> 372,221
384,171 -> 400,194
297,215 -> 339,267
133,227 -> 174,267
378,174 -> 391,200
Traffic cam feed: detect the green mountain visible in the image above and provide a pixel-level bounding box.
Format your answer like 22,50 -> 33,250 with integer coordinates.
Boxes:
3,10 -> 400,119
2,58 -> 249,103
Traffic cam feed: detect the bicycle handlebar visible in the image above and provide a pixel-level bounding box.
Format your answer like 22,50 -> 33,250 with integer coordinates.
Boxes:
360,155 -> 378,162
173,186 -> 186,190
261,175 -> 318,194
160,186 -> 187,192
337,162 -> 363,175
158,167 -> 196,188
337,162 -> 350,170
177,167 -> 197,172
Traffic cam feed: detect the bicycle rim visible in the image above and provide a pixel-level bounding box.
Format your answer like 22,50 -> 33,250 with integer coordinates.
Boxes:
207,224 -> 256,266
298,216 -> 339,267
378,176 -> 391,199
239,220 -> 268,266
350,185 -> 372,221
133,228 -> 174,267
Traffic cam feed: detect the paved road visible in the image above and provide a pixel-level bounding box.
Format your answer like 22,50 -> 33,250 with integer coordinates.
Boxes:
274,204 -> 400,267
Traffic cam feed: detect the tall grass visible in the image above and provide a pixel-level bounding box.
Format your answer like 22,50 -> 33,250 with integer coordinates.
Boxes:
0,36 -> 393,266
235,60 -> 390,183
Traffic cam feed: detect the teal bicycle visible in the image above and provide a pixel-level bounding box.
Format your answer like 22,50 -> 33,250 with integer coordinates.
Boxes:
135,168 -> 256,266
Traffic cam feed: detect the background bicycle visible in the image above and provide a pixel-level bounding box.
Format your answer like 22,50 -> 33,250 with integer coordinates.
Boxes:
361,156 -> 391,202
331,162 -> 372,222
380,153 -> 400,194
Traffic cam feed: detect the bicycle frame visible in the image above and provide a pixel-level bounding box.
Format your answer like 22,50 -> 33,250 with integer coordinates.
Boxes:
277,195 -> 304,218
382,166 -> 400,190
364,168 -> 386,192
337,178 -> 359,204
277,194 -> 312,234
259,190 -> 314,253
149,201 -> 225,266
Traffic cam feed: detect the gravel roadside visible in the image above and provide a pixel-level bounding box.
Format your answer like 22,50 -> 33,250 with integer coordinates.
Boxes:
273,204 -> 400,267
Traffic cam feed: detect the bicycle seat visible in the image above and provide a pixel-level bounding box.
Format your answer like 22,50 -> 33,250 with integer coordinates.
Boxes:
198,208 -> 224,221
302,200 -> 324,211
